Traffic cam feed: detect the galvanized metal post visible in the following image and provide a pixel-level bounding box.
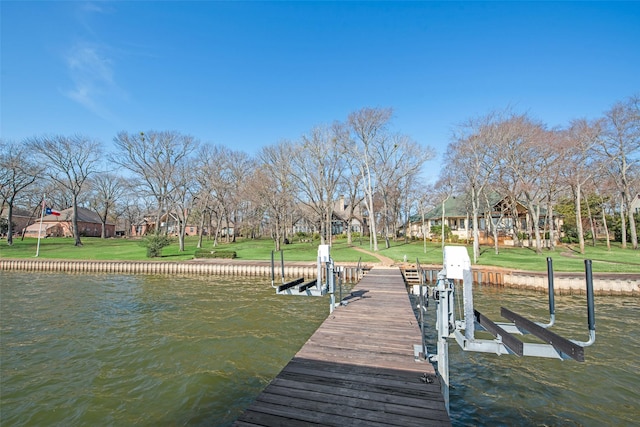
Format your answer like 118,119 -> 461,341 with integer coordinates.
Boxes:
280,250 -> 285,284
434,270 -> 450,414
270,251 -> 275,288
329,261 -> 335,314
444,246 -> 473,340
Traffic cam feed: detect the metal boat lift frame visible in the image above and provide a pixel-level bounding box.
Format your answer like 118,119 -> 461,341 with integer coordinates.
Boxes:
417,246 -> 597,413
274,244 -> 343,314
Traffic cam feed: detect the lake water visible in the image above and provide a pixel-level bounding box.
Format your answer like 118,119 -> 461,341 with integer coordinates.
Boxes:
1,271 -> 638,426
426,285 -> 640,426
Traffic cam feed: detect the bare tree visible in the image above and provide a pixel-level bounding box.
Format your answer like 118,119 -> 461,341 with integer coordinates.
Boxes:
592,176 -> 614,251
112,130 -> 198,235
195,144 -> 231,246
113,180 -> 144,238
0,140 -> 43,245
375,133 -> 435,248
416,184 -> 437,253
347,107 -> 393,251
27,135 -> 101,246
194,144 -> 252,247
226,149 -> 255,242
447,112 -> 503,263
166,161 -> 196,251
193,146 -> 215,248
256,141 -> 296,251
335,121 -> 366,245
290,125 -> 345,245
503,114 -> 549,254
87,171 -> 127,238
560,119 -> 602,254
599,95 -> 640,249
538,129 -> 565,250
434,164 -> 458,251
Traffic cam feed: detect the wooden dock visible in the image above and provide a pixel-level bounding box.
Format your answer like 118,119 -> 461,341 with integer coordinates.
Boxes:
234,267 -> 451,426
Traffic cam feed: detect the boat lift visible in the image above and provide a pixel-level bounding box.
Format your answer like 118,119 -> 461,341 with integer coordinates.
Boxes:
274,245 -> 343,313
416,246 -> 597,413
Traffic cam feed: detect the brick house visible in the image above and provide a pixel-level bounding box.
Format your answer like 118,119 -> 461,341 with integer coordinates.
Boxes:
23,207 -> 115,238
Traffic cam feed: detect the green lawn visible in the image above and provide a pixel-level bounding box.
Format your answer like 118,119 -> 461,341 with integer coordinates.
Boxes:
0,236 -> 192,261
1,235 -> 638,273
0,236 -> 379,264
348,239 -> 640,273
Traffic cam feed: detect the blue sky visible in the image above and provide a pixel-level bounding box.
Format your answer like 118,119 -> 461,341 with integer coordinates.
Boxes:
1,1 -> 639,178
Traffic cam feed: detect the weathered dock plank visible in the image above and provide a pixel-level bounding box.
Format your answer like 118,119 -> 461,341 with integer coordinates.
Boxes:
234,267 -> 450,426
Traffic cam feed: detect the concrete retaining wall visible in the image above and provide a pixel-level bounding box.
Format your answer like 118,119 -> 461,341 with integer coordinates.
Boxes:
503,271 -> 639,296
0,259 -> 363,283
3,259 -> 635,295
411,265 -> 639,296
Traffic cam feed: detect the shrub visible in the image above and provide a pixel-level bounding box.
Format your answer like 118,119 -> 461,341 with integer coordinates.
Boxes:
560,226 -> 579,244
430,225 -> 451,240
141,234 -> 174,258
194,249 -> 237,259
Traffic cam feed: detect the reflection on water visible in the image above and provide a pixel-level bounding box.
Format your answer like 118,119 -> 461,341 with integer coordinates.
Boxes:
416,284 -> 640,426
1,272 -> 638,426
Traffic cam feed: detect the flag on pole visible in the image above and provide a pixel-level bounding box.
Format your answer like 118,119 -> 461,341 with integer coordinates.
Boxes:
45,207 -> 61,216
36,195 -> 46,257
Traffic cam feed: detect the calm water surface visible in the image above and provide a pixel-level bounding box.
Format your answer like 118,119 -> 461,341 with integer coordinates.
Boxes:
1,271 -> 638,426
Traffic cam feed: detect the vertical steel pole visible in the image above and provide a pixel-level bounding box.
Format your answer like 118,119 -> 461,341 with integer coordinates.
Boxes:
420,282 -> 426,359
585,259 -> 596,334
328,261 -> 335,314
317,254 -> 322,293
463,265 -> 474,341
338,266 -> 342,305
270,250 -> 275,288
544,257 -> 556,327
280,250 -> 285,284
35,195 -> 45,257
435,271 -> 450,414
572,259 -> 596,347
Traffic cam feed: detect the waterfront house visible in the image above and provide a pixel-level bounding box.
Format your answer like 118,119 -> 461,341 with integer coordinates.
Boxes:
130,212 -> 203,237
291,196 -> 368,237
404,194 -> 563,246
23,207 -> 115,238
631,194 -> 640,215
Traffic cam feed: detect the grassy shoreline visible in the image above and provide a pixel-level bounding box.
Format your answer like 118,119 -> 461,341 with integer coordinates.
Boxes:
1,236 -> 639,273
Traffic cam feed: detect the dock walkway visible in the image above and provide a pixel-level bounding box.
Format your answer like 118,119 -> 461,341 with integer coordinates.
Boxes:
234,267 -> 451,426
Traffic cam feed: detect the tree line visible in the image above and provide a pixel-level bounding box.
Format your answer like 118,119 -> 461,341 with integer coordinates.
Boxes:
1,96 -> 638,259
437,94 -> 639,262
0,107 -> 434,252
